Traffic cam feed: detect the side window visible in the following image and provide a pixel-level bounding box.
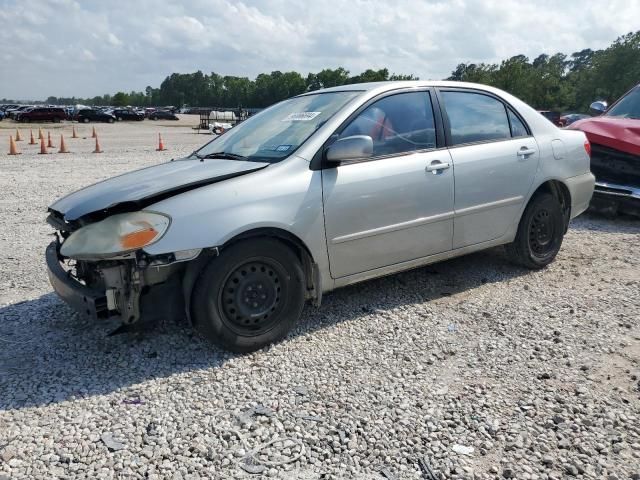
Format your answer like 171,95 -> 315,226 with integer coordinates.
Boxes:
508,109 -> 528,137
339,91 -> 437,157
441,91 -> 511,145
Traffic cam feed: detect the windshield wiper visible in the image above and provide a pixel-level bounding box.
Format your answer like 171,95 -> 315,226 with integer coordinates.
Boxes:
193,151 -> 247,161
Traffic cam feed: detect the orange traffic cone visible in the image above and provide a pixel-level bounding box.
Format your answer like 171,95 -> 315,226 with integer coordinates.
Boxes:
72,125 -> 78,138
15,128 -> 22,141
93,135 -> 103,153
29,129 -> 36,145
38,128 -> 44,140
38,137 -> 48,154
91,126 -> 97,138
8,135 -> 21,155
58,134 -> 70,153
156,133 -> 166,151
47,131 -> 55,148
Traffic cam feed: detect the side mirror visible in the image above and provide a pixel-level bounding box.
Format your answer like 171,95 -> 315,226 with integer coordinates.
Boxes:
325,135 -> 373,165
589,101 -> 607,115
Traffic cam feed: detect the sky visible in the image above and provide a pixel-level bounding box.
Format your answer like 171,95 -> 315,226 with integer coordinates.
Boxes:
1,0 -> 638,100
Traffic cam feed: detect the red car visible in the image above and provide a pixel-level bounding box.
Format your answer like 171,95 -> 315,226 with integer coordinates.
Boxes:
568,84 -> 640,217
17,107 -> 67,123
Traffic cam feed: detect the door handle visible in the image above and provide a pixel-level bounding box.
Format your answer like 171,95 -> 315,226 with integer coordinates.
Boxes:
425,161 -> 451,173
518,147 -> 536,157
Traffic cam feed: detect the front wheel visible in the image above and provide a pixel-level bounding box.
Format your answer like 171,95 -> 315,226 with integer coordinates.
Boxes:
191,239 -> 306,353
108,118 -> 114,123
83,118 -> 90,123
506,192 -> 565,269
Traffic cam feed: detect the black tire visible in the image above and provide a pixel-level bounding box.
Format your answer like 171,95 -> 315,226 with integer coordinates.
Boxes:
83,117 -> 90,123
53,117 -> 61,123
108,117 -> 114,124
507,192 -> 565,269
192,238 -> 306,353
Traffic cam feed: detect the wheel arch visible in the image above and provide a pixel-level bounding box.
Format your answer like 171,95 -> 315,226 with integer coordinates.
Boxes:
525,179 -> 572,232
181,227 -> 321,327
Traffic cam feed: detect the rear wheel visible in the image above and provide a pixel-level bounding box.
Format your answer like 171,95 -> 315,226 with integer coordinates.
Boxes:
507,192 -> 565,269
107,117 -> 114,124
83,117 -> 90,123
192,238 -> 306,353
53,117 -> 61,123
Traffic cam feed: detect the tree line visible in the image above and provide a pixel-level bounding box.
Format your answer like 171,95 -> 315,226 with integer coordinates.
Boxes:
448,31 -> 639,112
32,68 -> 415,109
8,31 -> 638,113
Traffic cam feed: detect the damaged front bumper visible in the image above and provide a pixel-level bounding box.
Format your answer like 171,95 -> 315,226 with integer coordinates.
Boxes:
592,182 -> 640,217
590,143 -> 640,217
46,241 -> 109,319
46,240 -> 188,325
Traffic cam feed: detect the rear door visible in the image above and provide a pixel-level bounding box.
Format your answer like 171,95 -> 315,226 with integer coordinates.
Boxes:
322,89 -> 455,278
438,88 -> 539,248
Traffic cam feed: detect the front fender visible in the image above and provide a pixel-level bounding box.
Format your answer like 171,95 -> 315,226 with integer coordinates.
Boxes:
143,157 -> 331,287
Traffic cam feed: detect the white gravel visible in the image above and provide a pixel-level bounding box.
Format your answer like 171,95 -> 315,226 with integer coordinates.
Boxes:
1,119 -> 639,480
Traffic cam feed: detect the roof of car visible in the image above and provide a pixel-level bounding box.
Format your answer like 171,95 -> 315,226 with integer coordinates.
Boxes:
299,80 -> 499,95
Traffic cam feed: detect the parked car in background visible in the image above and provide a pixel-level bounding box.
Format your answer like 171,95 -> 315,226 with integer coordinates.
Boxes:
8,105 -> 34,120
568,84 -> 640,217
46,81 -> 594,353
560,113 -> 590,127
1,104 -> 20,116
112,108 -> 144,121
0,110 -> 4,121
538,110 -> 562,126
149,110 -> 179,120
76,108 -> 116,123
17,107 -> 66,123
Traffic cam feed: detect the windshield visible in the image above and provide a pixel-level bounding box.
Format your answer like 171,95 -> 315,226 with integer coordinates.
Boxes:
193,91 -> 362,162
606,87 -> 640,119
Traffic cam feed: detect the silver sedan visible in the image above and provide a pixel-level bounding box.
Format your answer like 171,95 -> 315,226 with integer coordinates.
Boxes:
46,81 -> 595,352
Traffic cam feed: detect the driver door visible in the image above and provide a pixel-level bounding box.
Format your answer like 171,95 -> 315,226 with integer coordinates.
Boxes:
322,90 -> 455,278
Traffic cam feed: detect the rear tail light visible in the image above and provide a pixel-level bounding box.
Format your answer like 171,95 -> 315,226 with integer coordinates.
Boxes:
584,139 -> 591,158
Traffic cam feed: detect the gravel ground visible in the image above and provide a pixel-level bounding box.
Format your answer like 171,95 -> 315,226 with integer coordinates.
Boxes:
1,120 -> 639,480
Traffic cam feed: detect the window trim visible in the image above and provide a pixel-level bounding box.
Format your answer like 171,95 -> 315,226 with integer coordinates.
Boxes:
435,87 -> 532,149
313,87 -> 446,170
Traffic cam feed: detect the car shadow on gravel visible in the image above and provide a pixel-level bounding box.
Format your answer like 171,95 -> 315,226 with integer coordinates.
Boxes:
1,246 -> 527,410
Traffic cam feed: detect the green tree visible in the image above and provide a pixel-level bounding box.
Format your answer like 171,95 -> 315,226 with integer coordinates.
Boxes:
112,91 -> 129,106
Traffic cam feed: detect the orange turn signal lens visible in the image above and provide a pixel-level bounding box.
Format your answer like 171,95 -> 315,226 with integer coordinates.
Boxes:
120,226 -> 158,249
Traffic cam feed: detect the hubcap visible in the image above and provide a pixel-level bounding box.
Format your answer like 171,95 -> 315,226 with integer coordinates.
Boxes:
529,209 -> 555,255
220,260 -> 282,334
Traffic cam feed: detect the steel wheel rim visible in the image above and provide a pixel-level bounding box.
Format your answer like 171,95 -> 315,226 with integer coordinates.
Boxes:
219,259 -> 284,336
529,208 -> 555,255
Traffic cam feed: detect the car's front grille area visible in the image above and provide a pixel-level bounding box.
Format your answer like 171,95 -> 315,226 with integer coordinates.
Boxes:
590,143 -> 640,187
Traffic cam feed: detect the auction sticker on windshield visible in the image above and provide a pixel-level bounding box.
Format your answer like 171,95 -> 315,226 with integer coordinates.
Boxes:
282,112 -> 321,121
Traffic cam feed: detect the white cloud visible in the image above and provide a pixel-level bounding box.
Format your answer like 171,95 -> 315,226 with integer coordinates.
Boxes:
107,33 -> 122,46
0,0 -> 638,99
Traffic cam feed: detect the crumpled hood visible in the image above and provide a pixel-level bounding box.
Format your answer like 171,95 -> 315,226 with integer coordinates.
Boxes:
569,116 -> 640,156
50,158 -> 268,221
